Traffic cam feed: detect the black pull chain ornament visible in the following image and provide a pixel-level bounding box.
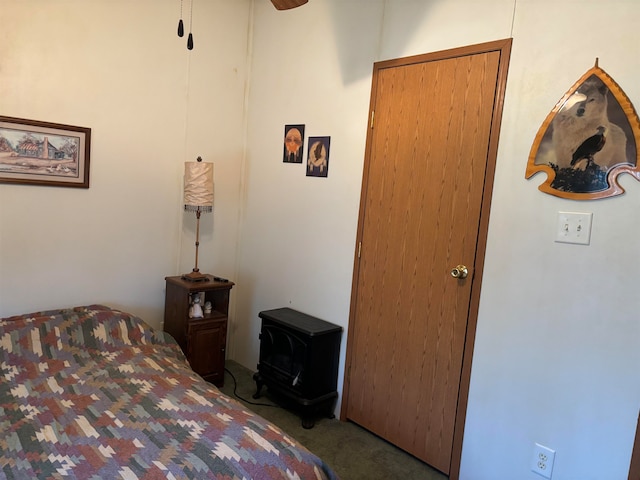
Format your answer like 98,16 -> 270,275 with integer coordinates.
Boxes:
177,0 -> 193,49
187,0 -> 194,50
177,0 -> 184,37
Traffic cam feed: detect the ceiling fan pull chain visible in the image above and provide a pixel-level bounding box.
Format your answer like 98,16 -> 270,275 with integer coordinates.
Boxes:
187,0 -> 194,50
177,0 -> 184,37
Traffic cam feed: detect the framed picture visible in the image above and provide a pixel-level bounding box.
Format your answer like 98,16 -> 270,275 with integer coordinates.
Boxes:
526,63 -> 640,199
306,136 -> 330,177
0,116 -> 91,188
283,124 -> 305,163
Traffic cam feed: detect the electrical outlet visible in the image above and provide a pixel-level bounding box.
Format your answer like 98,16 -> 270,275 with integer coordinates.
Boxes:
531,443 -> 555,478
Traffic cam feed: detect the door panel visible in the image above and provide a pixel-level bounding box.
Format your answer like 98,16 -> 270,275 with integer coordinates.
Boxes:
343,40 -> 511,476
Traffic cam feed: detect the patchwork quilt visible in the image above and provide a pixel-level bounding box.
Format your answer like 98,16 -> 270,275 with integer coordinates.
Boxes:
0,305 -> 338,479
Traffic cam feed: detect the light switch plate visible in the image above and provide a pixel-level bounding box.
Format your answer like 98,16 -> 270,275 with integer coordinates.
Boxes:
555,211 -> 592,245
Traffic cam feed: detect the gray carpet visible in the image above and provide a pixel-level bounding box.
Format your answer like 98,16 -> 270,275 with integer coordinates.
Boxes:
219,360 -> 448,480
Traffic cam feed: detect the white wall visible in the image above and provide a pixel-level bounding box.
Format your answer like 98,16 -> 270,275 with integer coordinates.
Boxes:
230,0 -> 381,411
235,1 -> 640,479
0,0 -> 249,326
2,0 -> 640,479
462,1 -> 640,479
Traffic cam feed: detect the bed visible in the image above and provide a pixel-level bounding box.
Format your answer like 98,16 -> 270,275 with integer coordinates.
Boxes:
0,304 -> 338,479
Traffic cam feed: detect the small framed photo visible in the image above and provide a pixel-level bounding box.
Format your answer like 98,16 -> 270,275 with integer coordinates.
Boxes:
0,116 -> 91,188
283,124 -> 305,163
306,136 -> 330,177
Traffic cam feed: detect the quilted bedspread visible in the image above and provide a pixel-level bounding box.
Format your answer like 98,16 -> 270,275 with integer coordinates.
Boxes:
0,305 -> 338,480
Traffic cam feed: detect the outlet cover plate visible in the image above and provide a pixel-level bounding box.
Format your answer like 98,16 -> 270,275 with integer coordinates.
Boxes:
531,443 -> 556,478
555,211 -> 592,245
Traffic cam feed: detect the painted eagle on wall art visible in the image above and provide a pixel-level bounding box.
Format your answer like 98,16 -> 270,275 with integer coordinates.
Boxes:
526,61 -> 640,200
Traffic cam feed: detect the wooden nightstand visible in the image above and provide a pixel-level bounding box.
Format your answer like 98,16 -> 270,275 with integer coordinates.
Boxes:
163,275 -> 234,387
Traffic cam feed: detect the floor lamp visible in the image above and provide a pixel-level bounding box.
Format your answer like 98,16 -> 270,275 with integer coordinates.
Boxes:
182,156 -> 213,282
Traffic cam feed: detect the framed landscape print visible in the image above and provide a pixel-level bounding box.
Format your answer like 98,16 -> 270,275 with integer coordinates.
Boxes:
0,116 -> 91,188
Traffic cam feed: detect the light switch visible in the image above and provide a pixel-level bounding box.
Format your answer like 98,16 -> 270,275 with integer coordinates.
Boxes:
555,211 -> 593,245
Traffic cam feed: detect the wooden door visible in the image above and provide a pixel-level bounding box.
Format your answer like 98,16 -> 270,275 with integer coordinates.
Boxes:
342,39 -> 511,477
629,411 -> 640,480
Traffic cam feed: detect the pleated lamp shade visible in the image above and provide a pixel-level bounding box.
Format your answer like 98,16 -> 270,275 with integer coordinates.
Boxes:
181,157 -> 213,282
184,159 -> 213,212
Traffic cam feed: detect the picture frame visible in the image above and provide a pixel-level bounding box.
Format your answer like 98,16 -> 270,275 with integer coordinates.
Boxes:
526,62 -> 640,200
283,124 -> 305,163
0,116 -> 91,188
306,136 -> 330,177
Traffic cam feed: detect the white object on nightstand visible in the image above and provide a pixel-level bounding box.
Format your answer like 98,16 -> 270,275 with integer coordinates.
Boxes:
189,295 -> 203,318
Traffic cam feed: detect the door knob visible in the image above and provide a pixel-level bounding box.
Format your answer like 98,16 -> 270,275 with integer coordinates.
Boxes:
451,265 -> 468,279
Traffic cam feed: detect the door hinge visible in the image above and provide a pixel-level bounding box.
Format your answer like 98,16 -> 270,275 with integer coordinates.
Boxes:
370,110 -> 374,129
357,241 -> 362,259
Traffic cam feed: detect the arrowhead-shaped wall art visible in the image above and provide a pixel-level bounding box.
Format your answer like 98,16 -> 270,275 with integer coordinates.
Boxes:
526,61 -> 640,199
